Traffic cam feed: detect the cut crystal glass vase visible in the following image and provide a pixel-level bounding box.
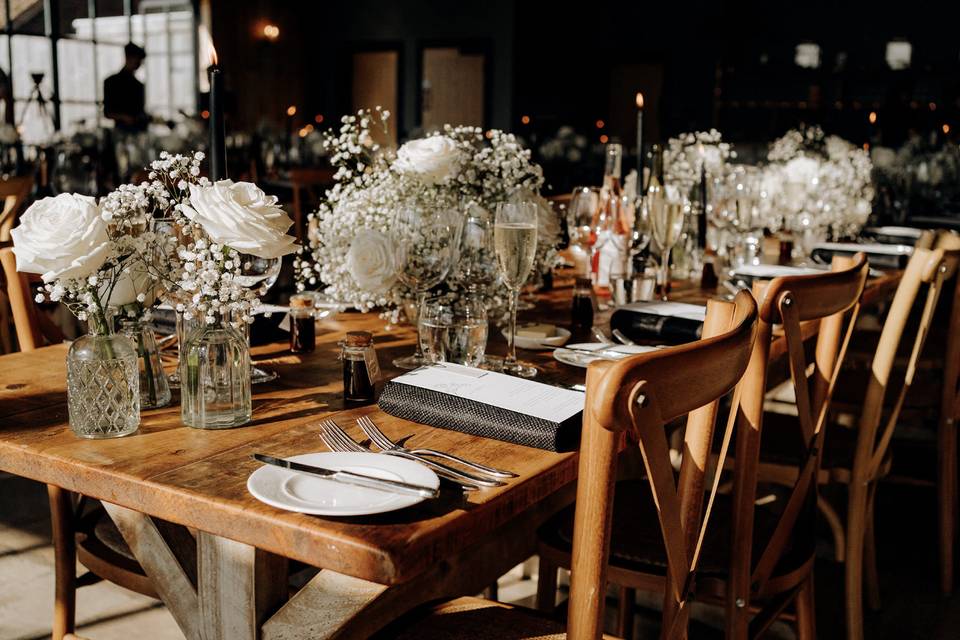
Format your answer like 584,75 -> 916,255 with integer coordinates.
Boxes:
66,324 -> 141,439
179,316 -> 252,429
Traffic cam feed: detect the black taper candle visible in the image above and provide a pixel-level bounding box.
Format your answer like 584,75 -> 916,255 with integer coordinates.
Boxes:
208,63 -> 226,181
697,162 -> 707,249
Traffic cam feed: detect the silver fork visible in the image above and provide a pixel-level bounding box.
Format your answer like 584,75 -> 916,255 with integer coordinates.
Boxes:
357,415 -> 517,479
318,420 -> 485,491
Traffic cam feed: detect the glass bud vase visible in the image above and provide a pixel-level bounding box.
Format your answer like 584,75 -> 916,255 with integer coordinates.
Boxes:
119,319 -> 171,409
66,327 -> 140,439
180,316 -> 252,429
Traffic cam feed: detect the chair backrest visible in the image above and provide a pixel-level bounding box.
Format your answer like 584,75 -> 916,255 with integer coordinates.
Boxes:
0,176 -> 33,244
0,246 -> 44,351
567,290 -> 759,640
727,253 -> 870,637
852,247 -> 949,483
936,233 -> 960,453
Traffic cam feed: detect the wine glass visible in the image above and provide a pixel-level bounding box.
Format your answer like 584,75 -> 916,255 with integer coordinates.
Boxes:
392,205 -> 462,369
649,186 -> 685,301
495,201 -> 538,378
450,203 -> 497,294
235,254 -> 282,384
566,186 -> 601,277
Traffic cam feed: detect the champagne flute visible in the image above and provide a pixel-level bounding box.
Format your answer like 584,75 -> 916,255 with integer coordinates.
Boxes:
495,201 -> 538,378
235,254 -> 282,384
649,188 -> 685,301
566,186 -> 601,277
392,205 -> 461,369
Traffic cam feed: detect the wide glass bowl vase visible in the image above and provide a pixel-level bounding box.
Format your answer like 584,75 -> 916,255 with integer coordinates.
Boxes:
180,317 -> 252,429
66,327 -> 141,439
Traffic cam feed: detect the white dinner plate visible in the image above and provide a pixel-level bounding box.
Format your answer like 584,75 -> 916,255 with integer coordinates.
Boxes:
247,452 -> 440,517
553,343 -> 659,368
501,327 -> 571,350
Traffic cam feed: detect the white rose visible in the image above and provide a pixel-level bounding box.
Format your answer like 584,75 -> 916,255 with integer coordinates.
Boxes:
346,230 -> 400,292
181,180 -> 299,258
11,193 -> 112,283
783,156 -> 820,185
393,136 -> 460,184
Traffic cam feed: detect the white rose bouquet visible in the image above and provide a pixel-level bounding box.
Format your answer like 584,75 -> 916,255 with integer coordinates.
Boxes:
295,108 -> 559,319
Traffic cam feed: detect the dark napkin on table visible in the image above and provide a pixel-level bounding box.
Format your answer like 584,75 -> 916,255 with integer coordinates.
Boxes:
610,301 -> 706,345
377,364 -> 584,452
810,242 -> 912,270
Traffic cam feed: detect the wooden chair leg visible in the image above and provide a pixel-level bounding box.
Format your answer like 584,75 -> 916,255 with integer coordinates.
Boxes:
795,575 -> 817,640
845,481 -> 869,640
48,485 -> 77,640
938,416 -> 957,594
535,555 -> 558,612
617,585 -> 635,639
864,484 -> 881,611
817,495 -> 847,563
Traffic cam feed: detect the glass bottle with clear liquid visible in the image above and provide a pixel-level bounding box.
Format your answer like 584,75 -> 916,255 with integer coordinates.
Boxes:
596,143 -> 628,289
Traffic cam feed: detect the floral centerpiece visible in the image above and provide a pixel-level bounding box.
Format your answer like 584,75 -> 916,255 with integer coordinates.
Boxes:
765,125 -> 874,238
294,108 -> 560,320
664,129 -> 735,195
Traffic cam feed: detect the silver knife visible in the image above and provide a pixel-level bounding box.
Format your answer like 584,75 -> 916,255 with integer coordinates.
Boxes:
253,454 -> 439,499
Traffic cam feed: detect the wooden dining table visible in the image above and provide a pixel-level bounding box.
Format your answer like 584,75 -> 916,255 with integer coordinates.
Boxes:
0,270 -> 901,640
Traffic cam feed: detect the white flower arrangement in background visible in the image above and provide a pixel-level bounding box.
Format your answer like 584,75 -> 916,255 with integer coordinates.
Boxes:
664,129 -> 734,195
295,108 -> 559,318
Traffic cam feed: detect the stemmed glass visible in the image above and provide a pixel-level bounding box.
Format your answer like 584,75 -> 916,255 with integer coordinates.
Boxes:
392,205 -> 461,369
450,203 -> 497,294
566,186 -> 602,278
649,188 -> 685,301
495,201 -> 539,378
235,254 -> 282,384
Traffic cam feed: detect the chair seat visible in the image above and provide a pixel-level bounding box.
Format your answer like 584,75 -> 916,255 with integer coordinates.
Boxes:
374,596 -> 619,639
538,479 -> 812,581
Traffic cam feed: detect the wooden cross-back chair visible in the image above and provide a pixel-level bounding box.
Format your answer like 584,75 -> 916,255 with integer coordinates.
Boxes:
380,291 -> 759,640
289,167 -> 334,241
0,246 -> 156,640
756,248 -> 950,640
0,175 -> 33,244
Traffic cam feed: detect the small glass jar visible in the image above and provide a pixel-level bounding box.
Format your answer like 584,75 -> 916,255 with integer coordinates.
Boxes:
571,277 -> 595,333
119,319 -> 172,409
289,293 -> 316,354
341,331 -> 379,405
180,316 -> 251,429
67,324 -> 140,439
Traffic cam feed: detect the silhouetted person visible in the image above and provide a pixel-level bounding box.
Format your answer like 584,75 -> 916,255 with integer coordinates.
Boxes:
104,42 -> 149,133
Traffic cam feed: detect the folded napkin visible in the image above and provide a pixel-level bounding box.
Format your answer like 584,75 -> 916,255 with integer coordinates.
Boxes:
862,226 -> 924,245
810,242 -> 913,269
378,363 -> 584,452
609,302 -> 705,345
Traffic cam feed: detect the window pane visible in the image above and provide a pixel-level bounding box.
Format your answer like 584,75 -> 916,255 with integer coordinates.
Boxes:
60,102 -> 98,134
0,37 -> 11,125
96,43 -> 125,102
11,0 -> 45,35
94,0 -> 130,44
59,0 -> 92,38
133,7 -> 195,118
58,39 -> 96,102
11,36 -> 53,101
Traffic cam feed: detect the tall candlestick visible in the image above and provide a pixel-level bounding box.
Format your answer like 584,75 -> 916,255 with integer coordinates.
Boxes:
208,50 -> 226,181
635,92 -> 644,191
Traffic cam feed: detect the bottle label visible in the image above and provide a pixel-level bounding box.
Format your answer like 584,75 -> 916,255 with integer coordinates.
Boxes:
364,348 -> 381,384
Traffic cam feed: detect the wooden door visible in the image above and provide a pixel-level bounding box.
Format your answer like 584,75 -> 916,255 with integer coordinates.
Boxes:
352,50 -> 398,147
421,47 -> 484,129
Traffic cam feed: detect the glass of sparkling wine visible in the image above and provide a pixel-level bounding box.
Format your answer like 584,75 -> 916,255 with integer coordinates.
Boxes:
419,296 -> 488,367
650,192 -> 685,301
494,201 -> 539,377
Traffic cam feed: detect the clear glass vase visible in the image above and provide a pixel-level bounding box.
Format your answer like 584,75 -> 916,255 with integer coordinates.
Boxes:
66,327 -> 140,439
119,319 -> 171,409
179,317 -> 252,429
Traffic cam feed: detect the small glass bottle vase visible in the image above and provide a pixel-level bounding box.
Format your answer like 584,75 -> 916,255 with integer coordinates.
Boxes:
180,316 -> 252,429
119,319 -> 172,409
67,326 -> 140,439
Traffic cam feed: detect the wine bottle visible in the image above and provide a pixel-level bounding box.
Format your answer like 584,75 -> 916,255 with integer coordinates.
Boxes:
609,306 -> 703,345
596,143 -> 627,288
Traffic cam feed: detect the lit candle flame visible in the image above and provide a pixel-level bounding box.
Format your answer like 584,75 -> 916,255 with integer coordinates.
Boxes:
635,92 -> 644,109
209,44 -> 218,67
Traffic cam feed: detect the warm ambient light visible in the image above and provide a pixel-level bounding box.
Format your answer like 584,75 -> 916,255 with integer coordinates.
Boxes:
635,92 -> 644,109
201,110 -> 210,119
286,105 -> 297,117
263,24 -> 280,41
314,114 -> 324,124
599,134 -> 609,143
520,115 -> 530,125
944,124 -> 952,135
868,111 -> 877,124
930,102 -> 938,111
595,119 -> 605,129
484,130 -> 494,139
209,44 -> 218,67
